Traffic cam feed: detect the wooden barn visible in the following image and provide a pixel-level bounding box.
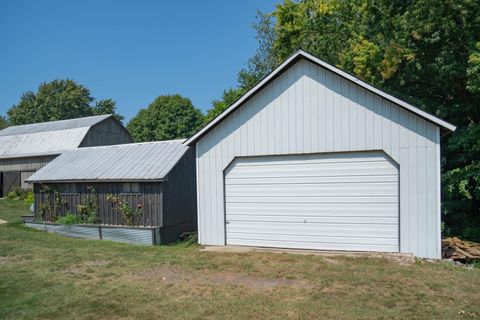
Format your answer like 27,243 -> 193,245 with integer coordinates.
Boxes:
0,115 -> 132,197
26,140 -> 197,244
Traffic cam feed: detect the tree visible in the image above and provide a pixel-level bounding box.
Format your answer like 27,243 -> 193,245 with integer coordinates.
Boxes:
7,79 -> 124,125
127,94 -> 204,142
209,0 -> 480,241
0,115 -> 8,130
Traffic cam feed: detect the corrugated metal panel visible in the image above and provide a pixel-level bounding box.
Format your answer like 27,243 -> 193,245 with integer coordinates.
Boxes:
28,140 -> 189,182
102,227 -> 153,245
24,222 -> 156,245
225,152 -> 399,253
196,58 -> 442,259
0,127 -> 90,159
0,114 -> 111,137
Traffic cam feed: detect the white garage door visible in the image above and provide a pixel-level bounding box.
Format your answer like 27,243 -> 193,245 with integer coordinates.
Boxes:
224,152 -> 399,252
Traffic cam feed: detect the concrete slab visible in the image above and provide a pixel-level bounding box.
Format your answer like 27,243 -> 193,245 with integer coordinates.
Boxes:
201,245 -> 416,265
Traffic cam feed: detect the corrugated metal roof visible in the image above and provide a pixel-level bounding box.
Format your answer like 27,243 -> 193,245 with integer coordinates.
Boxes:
0,114 -> 111,136
0,115 -> 112,159
27,140 -> 189,182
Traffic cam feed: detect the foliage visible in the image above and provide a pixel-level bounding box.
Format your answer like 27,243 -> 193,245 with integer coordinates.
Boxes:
7,79 -> 124,125
23,192 -> 34,206
6,188 -> 29,201
105,193 -> 143,226
127,94 -> 204,142
76,185 -> 100,224
56,212 -> 82,225
212,0 -> 480,242
0,115 -> 8,130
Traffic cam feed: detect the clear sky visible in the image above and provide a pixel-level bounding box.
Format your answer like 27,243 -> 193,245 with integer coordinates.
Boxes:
0,0 -> 281,121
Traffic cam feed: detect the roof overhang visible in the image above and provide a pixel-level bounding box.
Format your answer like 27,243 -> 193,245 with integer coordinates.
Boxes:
185,49 -> 456,146
26,178 -> 167,184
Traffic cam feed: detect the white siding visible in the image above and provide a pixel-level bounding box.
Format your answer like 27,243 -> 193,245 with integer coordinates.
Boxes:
196,59 -> 441,259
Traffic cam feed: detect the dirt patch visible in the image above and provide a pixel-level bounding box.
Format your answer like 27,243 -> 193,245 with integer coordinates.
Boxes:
322,257 -> 340,265
84,259 -> 110,267
136,265 -> 310,291
0,219 -> 7,224
0,256 -> 11,264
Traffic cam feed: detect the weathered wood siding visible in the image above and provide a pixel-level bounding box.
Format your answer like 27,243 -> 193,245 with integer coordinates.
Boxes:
80,117 -> 133,147
34,182 -> 163,226
196,58 -> 442,259
0,155 -> 57,172
162,146 -> 197,241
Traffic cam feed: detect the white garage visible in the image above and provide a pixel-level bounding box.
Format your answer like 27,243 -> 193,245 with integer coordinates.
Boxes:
224,152 -> 399,252
186,50 -> 455,258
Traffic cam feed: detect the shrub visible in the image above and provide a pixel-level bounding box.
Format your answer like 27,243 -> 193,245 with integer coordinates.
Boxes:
6,188 -> 29,200
24,191 -> 34,206
56,213 -> 81,225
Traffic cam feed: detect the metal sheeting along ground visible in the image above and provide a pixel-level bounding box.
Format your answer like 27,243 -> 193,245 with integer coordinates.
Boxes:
25,222 -> 158,245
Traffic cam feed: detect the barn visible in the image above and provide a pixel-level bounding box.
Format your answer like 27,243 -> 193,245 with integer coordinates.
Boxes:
26,140 -> 197,244
0,115 -> 132,197
185,50 -> 456,259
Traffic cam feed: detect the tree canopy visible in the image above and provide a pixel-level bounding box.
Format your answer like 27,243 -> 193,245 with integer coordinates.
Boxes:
7,79 -> 124,125
0,116 -> 8,130
212,0 -> 480,241
127,94 -> 204,142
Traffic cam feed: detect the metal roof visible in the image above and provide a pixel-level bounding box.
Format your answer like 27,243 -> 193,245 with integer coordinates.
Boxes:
185,50 -> 456,146
0,114 -> 111,136
27,140 -> 189,182
0,115 -> 112,159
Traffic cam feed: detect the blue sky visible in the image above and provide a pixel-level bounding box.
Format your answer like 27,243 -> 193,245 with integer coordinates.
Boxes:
0,0 -> 281,121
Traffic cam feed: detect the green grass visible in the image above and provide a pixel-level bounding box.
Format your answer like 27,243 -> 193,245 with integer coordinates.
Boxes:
0,198 -> 30,222
1,200 -> 479,319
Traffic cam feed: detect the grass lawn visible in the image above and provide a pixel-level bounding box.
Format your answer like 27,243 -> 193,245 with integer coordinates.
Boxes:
0,199 -> 479,319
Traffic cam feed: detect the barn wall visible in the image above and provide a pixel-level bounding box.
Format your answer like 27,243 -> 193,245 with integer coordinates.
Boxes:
196,59 -> 441,259
79,117 -> 133,147
0,155 -> 57,172
162,146 -> 197,241
34,182 -> 163,227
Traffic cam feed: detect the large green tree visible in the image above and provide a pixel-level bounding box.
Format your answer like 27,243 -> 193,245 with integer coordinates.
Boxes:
211,0 -> 480,241
127,94 -> 204,142
8,79 -> 124,125
0,116 -> 8,130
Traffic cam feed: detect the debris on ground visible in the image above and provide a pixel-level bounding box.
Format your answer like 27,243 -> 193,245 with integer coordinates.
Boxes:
442,237 -> 480,262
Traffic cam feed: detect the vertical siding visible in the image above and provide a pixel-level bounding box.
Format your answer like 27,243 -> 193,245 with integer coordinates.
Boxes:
196,59 -> 441,258
79,117 -> 133,147
162,147 -> 197,231
34,182 -> 163,226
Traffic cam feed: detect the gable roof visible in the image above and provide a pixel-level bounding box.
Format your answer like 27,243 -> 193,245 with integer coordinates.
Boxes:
185,50 -> 456,146
27,140 -> 189,183
0,115 -> 113,159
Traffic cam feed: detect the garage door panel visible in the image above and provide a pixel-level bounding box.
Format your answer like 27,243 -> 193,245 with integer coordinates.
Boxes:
227,232 -> 399,246
226,163 -> 397,179
227,222 -> 398,238
225,174 -> 398,185
225,182 -> 398,197
224,152 -> 399,253
226,202 -> 398,216
226,195 -> 398,204
227,238 -> 398,252
226,215 -> 398,225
